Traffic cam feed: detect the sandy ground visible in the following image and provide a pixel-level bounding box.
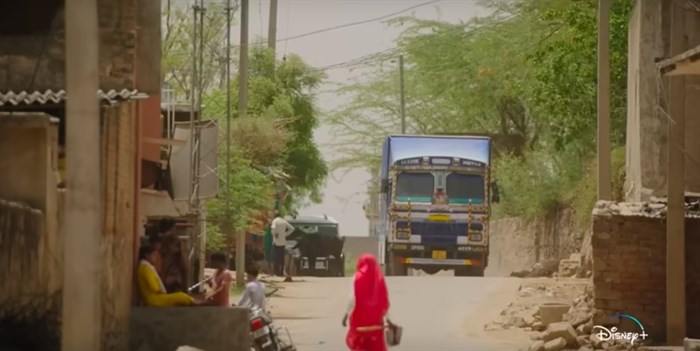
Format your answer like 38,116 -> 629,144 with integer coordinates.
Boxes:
263,274 -> 533,351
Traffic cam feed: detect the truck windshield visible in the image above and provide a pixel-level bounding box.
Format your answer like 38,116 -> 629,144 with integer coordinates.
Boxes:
446,173 -> 485,204
395,172 -> 434,202
289,224 -> 339,237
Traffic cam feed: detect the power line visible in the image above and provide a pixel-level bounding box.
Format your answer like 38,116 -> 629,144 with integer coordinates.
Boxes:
312,14 -> 520,73
273,0 -> 443,43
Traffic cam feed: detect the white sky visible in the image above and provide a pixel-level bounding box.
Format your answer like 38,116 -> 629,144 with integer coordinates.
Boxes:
236,0 -> 488,236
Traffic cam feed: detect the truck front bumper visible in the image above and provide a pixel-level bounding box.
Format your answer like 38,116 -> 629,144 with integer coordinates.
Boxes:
399,257 -> 481,266
387,243 -> 487,267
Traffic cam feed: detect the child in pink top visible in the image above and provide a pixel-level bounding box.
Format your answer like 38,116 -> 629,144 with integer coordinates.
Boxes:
207,253 -> 233,307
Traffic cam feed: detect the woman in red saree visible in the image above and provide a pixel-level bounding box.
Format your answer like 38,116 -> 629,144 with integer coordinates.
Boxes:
342,254 -> 390,351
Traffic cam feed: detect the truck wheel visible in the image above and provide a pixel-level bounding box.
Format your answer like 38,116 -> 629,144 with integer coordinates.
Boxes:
386,251 -> 408,276
470,266 -> 485,277
454,268 -> 470,277
455,266 -> 484,277
339,254 -> 345,277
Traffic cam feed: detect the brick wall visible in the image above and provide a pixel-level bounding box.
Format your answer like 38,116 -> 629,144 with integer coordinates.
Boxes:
0,0 -> 138,91
592,208 -> 700,341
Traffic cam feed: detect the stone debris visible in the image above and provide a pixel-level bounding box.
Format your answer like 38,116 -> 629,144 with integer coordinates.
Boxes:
484,275 -> 653,351
520,287 -> 649,351
543,337 -> 567,351
543,322 -> 577,347
511,260 -> 560,278
176,347 -> 205,351
558,253 -> 583,278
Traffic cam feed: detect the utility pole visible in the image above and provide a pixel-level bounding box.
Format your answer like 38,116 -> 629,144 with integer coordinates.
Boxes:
666,3 -> 686,344
399,55 -> 406,134
62,0 -> 102,350
596,0 -> 612,201
268,0 -> 278,51
225,0 -> 233,288
236,0 -> 249,288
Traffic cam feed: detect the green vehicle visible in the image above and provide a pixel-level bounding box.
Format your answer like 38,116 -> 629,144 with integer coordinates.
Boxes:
285,215 -> 345,277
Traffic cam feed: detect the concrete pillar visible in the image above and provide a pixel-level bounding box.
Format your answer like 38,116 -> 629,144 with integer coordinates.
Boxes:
61,0 -> 102,350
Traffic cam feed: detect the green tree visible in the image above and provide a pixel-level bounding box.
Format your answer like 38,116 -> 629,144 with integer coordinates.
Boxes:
326,0 -> 633,219
162,1 -> 238,101
204,47 -> 329,207
162,5 -> 329,248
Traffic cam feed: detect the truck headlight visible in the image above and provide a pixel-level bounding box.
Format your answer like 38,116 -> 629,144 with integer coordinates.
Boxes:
469,233 -> 482,241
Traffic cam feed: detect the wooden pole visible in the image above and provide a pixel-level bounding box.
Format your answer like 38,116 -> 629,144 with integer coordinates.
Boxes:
399,55 -> 406,134
62,0 -> 102,349
236,0 -> 249,288
597,0 -> 612,201
666,3 -> 686,344
268,0 -> 278,50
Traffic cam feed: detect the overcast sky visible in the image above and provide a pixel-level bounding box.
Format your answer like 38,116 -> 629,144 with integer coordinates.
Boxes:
235,0 -> 489,236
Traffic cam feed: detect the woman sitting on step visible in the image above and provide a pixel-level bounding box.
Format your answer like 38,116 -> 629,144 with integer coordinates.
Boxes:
137,245 -> 196,307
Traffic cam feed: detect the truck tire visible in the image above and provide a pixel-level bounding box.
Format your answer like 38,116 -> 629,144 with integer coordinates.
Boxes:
386,251 -> 408,276
421,267 -> 441,275
338,254 -> 345,277
454,268 -> 470,277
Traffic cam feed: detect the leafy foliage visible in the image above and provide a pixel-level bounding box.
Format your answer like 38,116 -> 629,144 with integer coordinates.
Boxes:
206,148 -> 275,251
162,1 -> 238,101
204,47 -> 329,207
326,0 -> 633,219
162,6 -> 328,249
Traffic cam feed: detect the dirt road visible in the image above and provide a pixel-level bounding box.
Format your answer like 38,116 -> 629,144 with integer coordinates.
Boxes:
265,275 -> 531,351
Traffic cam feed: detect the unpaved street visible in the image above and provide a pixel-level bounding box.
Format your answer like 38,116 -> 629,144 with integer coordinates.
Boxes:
266,275 -> 531,351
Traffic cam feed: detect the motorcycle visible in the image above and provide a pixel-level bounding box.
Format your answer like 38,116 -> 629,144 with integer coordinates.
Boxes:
248,306 -> 296,351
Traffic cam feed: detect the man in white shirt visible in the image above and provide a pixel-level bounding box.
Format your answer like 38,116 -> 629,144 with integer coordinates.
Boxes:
270,212 -> 295,276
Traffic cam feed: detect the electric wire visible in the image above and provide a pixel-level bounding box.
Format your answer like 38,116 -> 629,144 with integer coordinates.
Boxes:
311,14 -> 520,73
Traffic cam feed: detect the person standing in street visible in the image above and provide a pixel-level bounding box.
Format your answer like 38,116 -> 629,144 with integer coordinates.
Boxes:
342,254 -> 392,351
271,211 -> 295,277
206,252 -> 233,307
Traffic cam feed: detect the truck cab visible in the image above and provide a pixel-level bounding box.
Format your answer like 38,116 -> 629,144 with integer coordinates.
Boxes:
379,135 -> 497,277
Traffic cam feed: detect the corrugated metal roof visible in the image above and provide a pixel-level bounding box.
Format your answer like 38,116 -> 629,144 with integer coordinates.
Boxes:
0,89 -> 148,106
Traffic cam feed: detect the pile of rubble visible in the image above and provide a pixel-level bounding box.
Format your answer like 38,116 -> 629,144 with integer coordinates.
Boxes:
511,254 -> 591,279
485,283 -> 648,350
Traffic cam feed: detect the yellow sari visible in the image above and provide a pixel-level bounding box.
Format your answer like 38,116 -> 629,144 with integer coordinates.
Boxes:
137,260 -> 194,307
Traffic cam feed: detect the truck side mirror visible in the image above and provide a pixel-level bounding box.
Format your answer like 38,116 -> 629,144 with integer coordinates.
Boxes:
380,179 -> 389,193
491,181 -> 500,203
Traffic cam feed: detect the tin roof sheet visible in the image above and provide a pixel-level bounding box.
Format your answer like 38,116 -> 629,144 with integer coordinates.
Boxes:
0,89 -> 148,106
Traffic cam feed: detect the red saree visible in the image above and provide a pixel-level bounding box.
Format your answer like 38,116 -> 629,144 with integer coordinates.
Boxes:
346,254 -> 389,351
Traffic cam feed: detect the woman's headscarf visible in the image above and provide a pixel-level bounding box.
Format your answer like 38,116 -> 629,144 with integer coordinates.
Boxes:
353,254 -> 389,314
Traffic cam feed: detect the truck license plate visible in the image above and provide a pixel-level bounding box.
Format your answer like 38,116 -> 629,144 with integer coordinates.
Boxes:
432,250 -> 447,260
427,214 -> 451,222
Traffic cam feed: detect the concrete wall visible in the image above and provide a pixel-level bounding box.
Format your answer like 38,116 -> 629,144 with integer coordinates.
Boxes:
0,0 -> 139,91
0,114 -> 62,351
625,0 -> 666,201
625,0 -> 700,200
130,307 -> 251,351
0,106 -> 138,351
343,236 -> 380,261
487,209 -> 586,276
591,204 -> 700,341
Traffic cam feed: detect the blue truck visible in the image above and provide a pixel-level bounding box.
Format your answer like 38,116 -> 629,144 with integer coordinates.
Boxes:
379,134 -> 499,276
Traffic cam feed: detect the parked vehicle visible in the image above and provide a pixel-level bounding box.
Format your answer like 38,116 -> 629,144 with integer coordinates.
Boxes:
379,134 -> 500,277
285,215 -> 345,277
249,306 -> 296,351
